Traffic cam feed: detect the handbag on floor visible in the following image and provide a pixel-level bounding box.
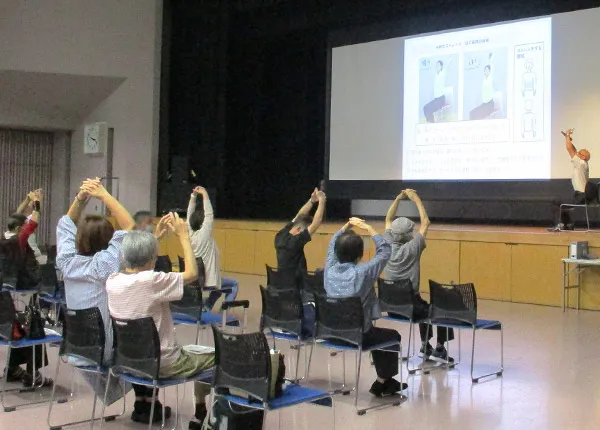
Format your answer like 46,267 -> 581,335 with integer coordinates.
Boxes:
209,397 -> 264,430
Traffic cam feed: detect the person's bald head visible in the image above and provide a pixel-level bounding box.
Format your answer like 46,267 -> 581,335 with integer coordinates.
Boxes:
579,149 -> 591,162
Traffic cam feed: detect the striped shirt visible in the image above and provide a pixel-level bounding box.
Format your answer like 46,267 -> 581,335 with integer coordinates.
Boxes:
56,215 -> 127,364
106,270 -> 184,368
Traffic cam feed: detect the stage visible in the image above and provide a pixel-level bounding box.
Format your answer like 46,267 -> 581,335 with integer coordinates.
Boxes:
156,219 -> 600,311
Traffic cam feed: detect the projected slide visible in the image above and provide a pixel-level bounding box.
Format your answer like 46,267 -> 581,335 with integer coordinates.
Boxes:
402,18 -> 551,180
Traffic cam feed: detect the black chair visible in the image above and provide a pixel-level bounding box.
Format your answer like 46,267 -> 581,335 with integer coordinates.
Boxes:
0,291 -> 62,412
309,294 -> 404,415
171,257 -> 241,343
47,307 -> 125,429
38,264 -> 65,327
378,278 -> 431,374
427,280 -> 504,383
302,269 -> 325,301
102,317 -> 213,430
46,245 -> 57,265
209,325 -> 333,430
154,255 -> 172,273
265,265 -> 296,289
259,286 -> 311,382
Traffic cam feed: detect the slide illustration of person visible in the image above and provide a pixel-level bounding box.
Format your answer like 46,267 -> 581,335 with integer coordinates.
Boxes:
521,59 -> 537,97
521,100 -> 536,139
469,53 -> 496,120
423,60 -> 449,123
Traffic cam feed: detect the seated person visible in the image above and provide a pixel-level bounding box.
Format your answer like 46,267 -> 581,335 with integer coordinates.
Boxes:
107,213 -> 214,430
186,186 -> 238,312
552,129 -> 597,231
324,217 -> 405,397
56,178 -> 172,424
274,188 -> 326,337
8,189 -> 45,263
1,192 -> 51,386
383,189 -> 454,363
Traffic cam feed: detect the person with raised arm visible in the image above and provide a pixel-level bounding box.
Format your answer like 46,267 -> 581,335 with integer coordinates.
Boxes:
1,188 -> 49,386
274,188 -> 326,336
324,217 -> 405,397
550,128 -> 597,231
186,186 -> 238,312
107,213 -> 215,430
56,178 -> 172,424
383,189 -> 455,363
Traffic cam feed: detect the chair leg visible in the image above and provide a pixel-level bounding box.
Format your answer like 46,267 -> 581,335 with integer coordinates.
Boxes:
294,339 -> 302,382
148,383 -> 157,430
195,321 -> 201,345
46,357 -> 61,428
99,372 -> 111,429
89,373 -> 100,429
471,325 -> 504,383
354,349 -> 361,411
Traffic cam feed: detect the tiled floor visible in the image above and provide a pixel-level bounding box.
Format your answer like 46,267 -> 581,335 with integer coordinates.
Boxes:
2,272 -> 600,429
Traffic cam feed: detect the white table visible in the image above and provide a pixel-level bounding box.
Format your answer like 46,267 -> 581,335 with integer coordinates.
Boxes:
562,258 -> 600,311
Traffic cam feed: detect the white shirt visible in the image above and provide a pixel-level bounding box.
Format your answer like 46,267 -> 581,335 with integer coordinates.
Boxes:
482,74 -> 494,103
187,195 -> 221,288
434,69 -> 446,98
571,155 -> 589,193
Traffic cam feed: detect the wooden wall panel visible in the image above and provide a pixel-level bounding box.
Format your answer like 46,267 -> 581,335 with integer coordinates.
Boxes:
460,242 -> 511,301
420,239 -> 460,294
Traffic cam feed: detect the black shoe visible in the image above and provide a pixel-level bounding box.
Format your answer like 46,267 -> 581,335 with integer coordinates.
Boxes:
5,367 -> 26,383
189,420 -> 204,430
418,343 -> 433,359
369,379 -> 408,397
22,372 -> 53,388
382,378 -> 408,395
431,346 -> 454,364
131,401 -> 172,424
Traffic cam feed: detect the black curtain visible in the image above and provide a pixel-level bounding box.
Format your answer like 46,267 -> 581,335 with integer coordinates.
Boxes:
223,26 -> 326,219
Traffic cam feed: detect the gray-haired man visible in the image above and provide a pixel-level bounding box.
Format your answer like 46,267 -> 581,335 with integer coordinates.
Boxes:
383,189 -> 454,363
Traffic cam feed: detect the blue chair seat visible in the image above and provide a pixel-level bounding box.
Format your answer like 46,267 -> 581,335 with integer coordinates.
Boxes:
432,319 -> 502,331
222,383 -> 332,411
172,312 -> 239,326
269,330 -> 309,342
115,369 -> 214,388
318,339 -> 400,353
40,295 -> 65,305
1,286 -> 39,294
0,334 -> 61,348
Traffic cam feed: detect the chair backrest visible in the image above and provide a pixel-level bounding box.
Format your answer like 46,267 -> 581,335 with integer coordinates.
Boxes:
211,325 -> 271,402
0,237 -> 39,290
154,255 -> 172,273
265,264 -> 296,289
428,280 -> 477,325
46,245 -> 57,264
180,257 -> 206,289
259,285 -> 303,336
303,269 -> 325,299
378,278 -> 414,319
314,294 -> 363,346
112,317 -> 161,380
0,291 -> 16,341
170,282 -> 203,319
38,263 -> 58,296
62,307 -> 106,365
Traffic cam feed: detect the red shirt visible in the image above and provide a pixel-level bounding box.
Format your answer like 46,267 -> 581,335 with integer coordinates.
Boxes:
19,219 -> 38,249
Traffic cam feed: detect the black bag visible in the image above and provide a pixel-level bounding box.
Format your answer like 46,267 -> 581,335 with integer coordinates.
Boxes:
26,295 -> 46,340
209,397 -> 264,430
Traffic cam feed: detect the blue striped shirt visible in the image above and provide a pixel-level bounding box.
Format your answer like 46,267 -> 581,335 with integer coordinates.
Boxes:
56,215 -> 127,364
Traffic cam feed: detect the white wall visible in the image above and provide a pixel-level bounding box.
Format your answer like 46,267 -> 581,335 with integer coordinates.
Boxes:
0,0 -> 163,213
